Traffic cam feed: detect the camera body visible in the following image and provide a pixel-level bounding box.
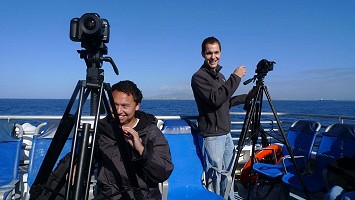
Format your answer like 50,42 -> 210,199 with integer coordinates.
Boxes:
255,59 -> 275,74
70,13 -> 110,43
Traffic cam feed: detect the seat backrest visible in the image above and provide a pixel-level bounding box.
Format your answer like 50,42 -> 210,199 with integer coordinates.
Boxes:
162,120 -> 205,192
282,120 -> 321,159
27,121 -> 73,187
314,123 -> 355,175
0,121 -> 23,186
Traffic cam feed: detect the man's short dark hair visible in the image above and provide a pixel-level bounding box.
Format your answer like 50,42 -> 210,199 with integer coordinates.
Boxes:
201,36 -> 221,54
111,80 -> 143,104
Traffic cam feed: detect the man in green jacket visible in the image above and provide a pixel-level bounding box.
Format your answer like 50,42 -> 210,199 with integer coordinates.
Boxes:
191,36 -> 247,200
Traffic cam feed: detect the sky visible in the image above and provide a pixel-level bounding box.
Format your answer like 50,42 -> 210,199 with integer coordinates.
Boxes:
1,1 -> 354,100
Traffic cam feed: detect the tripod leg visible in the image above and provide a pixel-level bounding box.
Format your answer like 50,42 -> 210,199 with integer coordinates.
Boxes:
83,83 -> 106,200
80,82 -> 109,200
232,82 -> 280,200
231,84 -> 263,186
246,86 -> 264,199
29,81 -> 84,198
64,80 -> 92,199
73,123 -> 92,200
232,95 -> 256,178
262,85 -> 311,200
71,82 -> 107,199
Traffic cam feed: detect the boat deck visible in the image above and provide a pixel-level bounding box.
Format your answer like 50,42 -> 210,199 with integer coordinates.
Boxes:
1,113 -> 355,199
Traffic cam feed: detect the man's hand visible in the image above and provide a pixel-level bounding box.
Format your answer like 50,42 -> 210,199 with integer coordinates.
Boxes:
233,65 -> 247,78
122,126 -> 144,156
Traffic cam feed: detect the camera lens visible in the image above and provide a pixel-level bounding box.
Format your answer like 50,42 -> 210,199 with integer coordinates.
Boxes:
84,18 -> 96,31
79,13 -> 101,35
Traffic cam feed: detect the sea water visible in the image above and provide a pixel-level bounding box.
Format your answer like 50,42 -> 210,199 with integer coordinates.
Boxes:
0,99 -> 354,126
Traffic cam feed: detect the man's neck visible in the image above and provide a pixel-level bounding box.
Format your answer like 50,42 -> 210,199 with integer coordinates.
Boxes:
126,117 -> 139,128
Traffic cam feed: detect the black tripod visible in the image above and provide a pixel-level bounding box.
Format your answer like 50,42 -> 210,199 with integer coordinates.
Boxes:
29,42 -> 140,200
231,60 -> 310,200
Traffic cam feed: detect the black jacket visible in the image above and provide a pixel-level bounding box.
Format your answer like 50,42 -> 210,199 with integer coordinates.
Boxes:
95,111 -> 174,199
191,63 -> 246,137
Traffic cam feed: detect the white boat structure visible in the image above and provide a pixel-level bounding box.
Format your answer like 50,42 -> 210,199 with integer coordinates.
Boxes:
0,112 -> 355,200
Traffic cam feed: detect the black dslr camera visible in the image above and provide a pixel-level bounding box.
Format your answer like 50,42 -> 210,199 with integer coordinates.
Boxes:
70,13 -> 110,43
255,59 -> 275,74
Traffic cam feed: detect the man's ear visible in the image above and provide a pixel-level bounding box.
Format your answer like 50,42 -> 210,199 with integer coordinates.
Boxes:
201,52 -> 205,58
135,103 -> 140,111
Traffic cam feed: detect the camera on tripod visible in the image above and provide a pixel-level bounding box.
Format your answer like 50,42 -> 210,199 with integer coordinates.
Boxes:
255,59 -> 275,75
70,13 -> 110,43
69,13 -> 118,115
243,59 -> 276,86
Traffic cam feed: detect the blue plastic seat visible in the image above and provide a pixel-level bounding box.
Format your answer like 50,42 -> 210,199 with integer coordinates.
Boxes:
282,123 -> 355,194
0,121 -> 23,199
25,121 -> 73,199
161,119 -> 224,200
253,120 -> 321,179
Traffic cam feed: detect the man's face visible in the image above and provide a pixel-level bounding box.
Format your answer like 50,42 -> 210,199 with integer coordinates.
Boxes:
202,42 -> 221,69
112,90 -> 140,126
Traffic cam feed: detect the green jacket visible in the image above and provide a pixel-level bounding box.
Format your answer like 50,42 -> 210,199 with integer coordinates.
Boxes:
191,63 -> 246,137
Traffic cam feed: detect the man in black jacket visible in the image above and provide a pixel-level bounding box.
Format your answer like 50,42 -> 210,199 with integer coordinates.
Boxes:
95,80 -> 174,199
191,37 -> 247,200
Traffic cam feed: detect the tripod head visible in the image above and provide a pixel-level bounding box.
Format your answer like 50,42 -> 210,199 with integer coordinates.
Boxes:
77,43 -> 118,84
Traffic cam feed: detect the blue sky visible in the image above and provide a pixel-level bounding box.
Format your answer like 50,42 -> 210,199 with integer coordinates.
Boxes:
1,1 -> 354,100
